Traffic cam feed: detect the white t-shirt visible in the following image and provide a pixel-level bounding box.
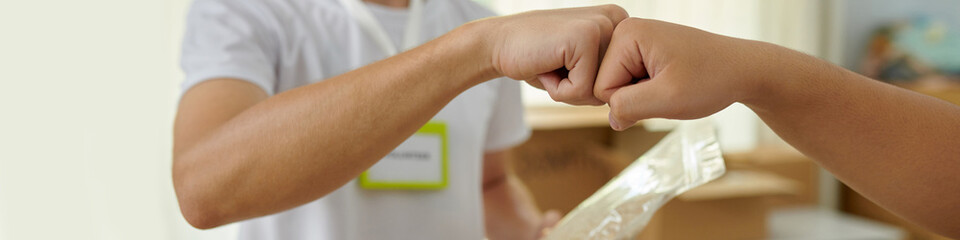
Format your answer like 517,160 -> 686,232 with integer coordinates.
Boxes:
180,0 -> 530,239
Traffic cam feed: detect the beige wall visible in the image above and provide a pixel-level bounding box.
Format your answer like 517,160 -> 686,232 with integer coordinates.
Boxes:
0,0 -> 239,239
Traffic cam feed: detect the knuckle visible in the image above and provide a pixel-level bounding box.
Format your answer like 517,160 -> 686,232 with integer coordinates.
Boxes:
555,86 -> 594,103
573,88 -> 595,102
547,90 -> 566,102
548,93 -> 563,102
589,15 -> 615,35
556,89 -> 577,101
582,22 -> 603,41
601,16 -> 616,31
612,19 -> 639,38
593,88 -> 608,102
568,20 -> 602,42
572,18 -> 596,30
580,87 -> 596,98
599,4 -> 627,19
619,17 -> 648,30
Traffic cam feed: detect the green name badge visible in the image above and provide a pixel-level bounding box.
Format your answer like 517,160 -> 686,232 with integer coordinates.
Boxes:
359,122 -> 448,190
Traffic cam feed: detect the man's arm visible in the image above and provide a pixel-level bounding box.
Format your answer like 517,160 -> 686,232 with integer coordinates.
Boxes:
482,151 -> 560,240
594,18 -> 960,238
174,29 -> 491,229
173,6 -> 627,229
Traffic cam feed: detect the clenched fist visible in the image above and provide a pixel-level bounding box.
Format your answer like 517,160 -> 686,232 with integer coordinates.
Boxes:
473,5 -> 628,105
593,18 -> 777,130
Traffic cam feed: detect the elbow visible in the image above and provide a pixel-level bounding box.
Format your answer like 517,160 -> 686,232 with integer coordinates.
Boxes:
179,203 -> 225,230
173,157 -> 228,230
482,172 -> 509,192
175,180 -> 228,229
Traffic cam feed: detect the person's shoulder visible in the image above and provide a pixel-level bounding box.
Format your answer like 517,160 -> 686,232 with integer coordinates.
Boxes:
188,0 -> 330,30
188,0 -> 270,17
189,0 -> 310,17
191,0 -> 293,7
443,0 -> 499,20
191,0 -> 263,9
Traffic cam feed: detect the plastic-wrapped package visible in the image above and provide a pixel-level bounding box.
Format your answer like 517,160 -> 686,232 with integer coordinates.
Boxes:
545,120 -> 726,240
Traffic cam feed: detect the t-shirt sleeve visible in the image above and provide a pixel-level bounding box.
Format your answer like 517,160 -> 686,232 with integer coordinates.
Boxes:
180,0 -> 278,96
484,78 -> 532,152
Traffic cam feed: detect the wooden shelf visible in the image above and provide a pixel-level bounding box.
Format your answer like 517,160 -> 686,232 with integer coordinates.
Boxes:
524,105 -> 644,130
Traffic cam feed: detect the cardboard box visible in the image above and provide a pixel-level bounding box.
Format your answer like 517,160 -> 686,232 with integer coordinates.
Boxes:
514,105 -> 802,240
511,130 -> 799,240
724,147 -> 821,207
509,127 -> 620,213
610,124 -> 670,161
512,105 -> 659,213
638,170 -> 800,240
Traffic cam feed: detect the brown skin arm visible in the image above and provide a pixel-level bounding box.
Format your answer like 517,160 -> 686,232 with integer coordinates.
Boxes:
594,18 -> 960,238
749,49 -> 960,238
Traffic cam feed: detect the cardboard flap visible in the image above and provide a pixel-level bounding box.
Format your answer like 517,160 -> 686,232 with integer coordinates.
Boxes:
724,147 -> 809,165
677,170 -> 801,201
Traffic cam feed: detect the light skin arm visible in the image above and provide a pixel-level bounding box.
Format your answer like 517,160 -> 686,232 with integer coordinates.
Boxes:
593,18 -> 960,238
482,151 -> 561,240
174,29 -> 492,229
173,6 -> 627,229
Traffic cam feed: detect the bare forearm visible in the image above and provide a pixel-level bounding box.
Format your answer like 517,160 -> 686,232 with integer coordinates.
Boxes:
745,44 -> 960,236
597,19 -> 960,238
173,24 -> 494,228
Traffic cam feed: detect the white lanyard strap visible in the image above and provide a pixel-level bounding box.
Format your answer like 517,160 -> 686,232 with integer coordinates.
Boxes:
339,0 -> 425,56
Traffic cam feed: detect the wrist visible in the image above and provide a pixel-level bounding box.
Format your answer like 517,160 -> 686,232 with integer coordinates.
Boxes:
741,41 -> 839,114
442,20 -> 501,86
738,41 -> 792,109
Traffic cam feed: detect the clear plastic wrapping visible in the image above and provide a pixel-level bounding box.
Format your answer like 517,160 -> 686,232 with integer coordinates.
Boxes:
545,119 -> 726,240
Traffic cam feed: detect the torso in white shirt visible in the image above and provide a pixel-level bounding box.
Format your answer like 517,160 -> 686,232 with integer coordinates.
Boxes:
179,0 -> 530,239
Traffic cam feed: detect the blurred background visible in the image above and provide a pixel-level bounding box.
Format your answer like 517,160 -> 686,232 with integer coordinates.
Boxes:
1,0 -> 958,239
